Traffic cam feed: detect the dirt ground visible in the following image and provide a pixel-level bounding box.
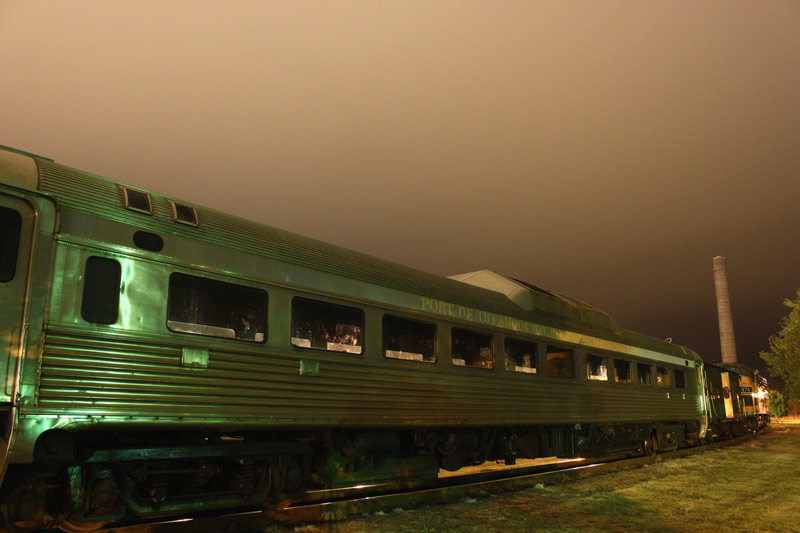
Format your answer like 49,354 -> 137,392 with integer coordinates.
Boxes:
264,424 -> 800,533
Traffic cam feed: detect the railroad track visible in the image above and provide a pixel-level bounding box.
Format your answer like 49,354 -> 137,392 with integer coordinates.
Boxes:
99,434 -> 755,533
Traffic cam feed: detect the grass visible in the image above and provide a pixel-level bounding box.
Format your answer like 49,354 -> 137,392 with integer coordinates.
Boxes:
262,425 -> 800,533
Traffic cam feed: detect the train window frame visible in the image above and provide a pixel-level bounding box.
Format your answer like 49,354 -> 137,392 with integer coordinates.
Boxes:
291,297 -> 364,355
167,272 -> 268,343
382,314 -> 436,363
614,358 -> 632,384
504,337 -> 538,374
451,328 -> 493,369
81,256 -> 122,324
674,369 -> 687,389
586,353 -> 608,381
656,365 -> 671,388
0,206 -> 22,282
546,345 -> 574,378
637,362 -> 653,386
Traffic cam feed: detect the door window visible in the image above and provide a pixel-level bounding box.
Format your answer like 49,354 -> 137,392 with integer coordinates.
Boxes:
81,257 -> 122,324
0,206 -> 22,282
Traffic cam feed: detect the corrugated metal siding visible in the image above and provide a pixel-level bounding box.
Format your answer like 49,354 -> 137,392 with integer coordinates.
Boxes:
36,330 -> 699,426
36,160 -> 625,338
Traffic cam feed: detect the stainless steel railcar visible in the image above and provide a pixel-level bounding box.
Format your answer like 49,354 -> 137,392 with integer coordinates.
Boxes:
0,145 -> 713,529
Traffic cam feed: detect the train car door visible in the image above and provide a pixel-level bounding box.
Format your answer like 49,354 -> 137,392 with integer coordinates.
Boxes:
721,372 -> 735,419
0,195 -> 35,405
697,363 -> 709,438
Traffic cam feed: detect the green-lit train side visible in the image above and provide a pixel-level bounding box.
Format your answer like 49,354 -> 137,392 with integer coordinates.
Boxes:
0,145 -> 714,529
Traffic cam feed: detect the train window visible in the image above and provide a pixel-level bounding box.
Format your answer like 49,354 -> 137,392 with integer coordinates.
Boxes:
656,366 -> 671,387
168,273 -> 267,342
291,298 -> 363,354
382,315 -> 436,362
452,328 -> 493,368
121,186 -> 153,215
0,206 -> 22,282
674,369 -> 686,389
637,363 -> 652,386
614,359 -> 632,383
133,231 -> 164,252
546,345 -> 574,378
586,354 -> 608,381
81,256 -> 121,324
505,338 -> 537,374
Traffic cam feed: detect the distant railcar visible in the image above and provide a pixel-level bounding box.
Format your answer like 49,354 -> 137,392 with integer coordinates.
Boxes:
0,146 -> 764,530
703,362 -> 768,440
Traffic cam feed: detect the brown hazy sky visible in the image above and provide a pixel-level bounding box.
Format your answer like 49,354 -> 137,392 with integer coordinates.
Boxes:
2,2 -> 799,372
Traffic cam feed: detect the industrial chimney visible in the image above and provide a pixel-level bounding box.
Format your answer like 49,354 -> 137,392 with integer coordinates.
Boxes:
713,256 -> 738,364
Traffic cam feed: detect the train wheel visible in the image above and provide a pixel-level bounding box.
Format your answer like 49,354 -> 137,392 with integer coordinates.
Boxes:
263,455 -> 306,510
1,485 -> 49,532
643,431 -> 659,456
641,437 -> 654,456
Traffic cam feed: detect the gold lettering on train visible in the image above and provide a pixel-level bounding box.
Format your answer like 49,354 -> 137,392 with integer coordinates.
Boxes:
417,297 -> 536,334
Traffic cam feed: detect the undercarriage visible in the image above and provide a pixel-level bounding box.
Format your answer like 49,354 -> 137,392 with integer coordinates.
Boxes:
0,420 -> 703,531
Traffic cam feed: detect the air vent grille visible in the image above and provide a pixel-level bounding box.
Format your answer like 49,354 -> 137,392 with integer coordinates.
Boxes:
170,201 -> 198,226
121,187 -> 153,215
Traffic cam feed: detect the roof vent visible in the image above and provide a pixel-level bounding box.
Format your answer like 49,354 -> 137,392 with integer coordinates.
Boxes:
121,187 -> 153,215
169,200 -> 198,226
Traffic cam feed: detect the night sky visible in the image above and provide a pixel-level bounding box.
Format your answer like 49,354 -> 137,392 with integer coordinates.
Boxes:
2,2 -> 799,374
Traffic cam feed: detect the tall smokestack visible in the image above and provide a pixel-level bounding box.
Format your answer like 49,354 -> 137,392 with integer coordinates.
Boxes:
713,256 -> 738,364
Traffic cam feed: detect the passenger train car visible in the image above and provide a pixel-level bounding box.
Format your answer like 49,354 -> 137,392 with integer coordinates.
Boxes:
0,145 -> 765,530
